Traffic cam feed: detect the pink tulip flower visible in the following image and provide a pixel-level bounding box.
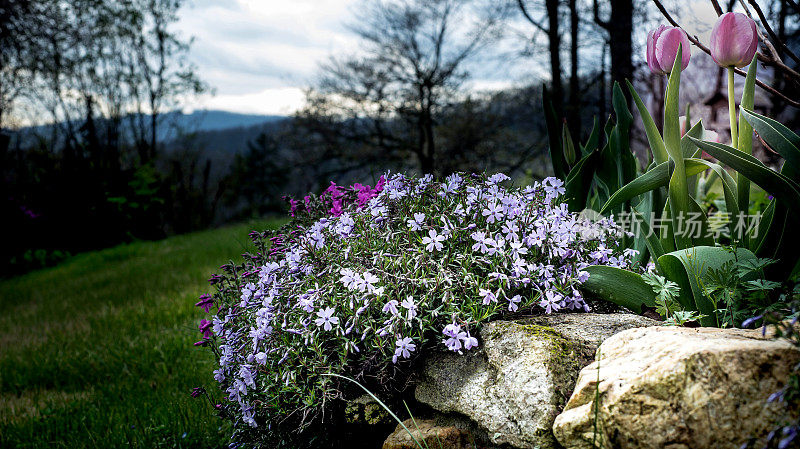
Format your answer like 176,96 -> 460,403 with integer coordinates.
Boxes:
710,12 -> 758,68
647,25 -> 692,75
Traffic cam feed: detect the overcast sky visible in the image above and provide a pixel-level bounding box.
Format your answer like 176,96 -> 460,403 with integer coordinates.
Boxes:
175,0 -> 361,115
175,0 -> 531,116
175,0 -> 721,116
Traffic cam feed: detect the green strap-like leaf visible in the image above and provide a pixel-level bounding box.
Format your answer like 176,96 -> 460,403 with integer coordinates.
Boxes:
580,265 -> 656,313
688,137 -> 800,211
627,79 -> 668,165
737,56 -> 758,225
682,121 -> 705,198
564,150 -> 601,211
740,107 -> 800,174
664,45 -> 691,249
631,205 -> 666,273
543,84 -> 567,180
599,159 -> 710,215
685,158 -> 739,239
581,116 -> 601,155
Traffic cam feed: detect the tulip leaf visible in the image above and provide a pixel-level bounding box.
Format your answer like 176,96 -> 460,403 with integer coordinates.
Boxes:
599,159 -> 708,215
580,265 -> 656,313
631,205 -> 666,273
684,158 -> 739,237
737,56 -> 758,224
665,45 -> 691,249
740,107 -> 800,173
543,84 -> 567,180
581,117 -> 601,155
682,121 -> 705,198
627,79 -> 668,165
681,121 -> 705,159
564,150 -> 601,211
688,137 -> 800,211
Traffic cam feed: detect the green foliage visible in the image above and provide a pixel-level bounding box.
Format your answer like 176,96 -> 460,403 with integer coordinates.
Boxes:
576,54 -> 800,325
642,272 -> 682,320
0,219 -> 283,448
544,81 -> 641,214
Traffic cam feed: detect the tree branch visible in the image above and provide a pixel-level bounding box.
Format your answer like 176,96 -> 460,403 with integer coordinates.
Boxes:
747,0 -> 800,65
516,0 -> 548,33
592,0 -> 610,30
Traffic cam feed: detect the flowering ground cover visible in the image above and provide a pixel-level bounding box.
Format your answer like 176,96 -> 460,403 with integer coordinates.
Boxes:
201,172 -> 639,447
0,219 -> 283,449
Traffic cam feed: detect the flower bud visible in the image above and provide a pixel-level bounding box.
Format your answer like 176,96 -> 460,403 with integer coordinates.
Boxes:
710,12 -> 758,68
647,25 -> 691,75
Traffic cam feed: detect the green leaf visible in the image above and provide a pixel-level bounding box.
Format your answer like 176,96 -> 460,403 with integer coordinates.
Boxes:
681,121 -> 705,159
658,246 -> 756,327
627,79 -> 668,165
737,56 -> 758,225
664,45 -> 691,249
564,150 -> 601,211
580,266 -> 657,313
684,158 -> 740,238
688,137 -> 800,211
682,121 -> 705,198
543,84 -> 567,180
581,117 -> 601,155
740,107 -> 800,174
562,121 -> 577,166
632,205 -> 666,272
599,159 -> 710,215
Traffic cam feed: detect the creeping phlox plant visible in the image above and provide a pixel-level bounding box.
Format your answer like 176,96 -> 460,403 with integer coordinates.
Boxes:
197,172 -> 636,446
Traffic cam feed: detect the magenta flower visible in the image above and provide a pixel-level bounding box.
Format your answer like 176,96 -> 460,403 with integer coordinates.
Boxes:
710,12 -> 758,68
646,25 -> 691,75
198,319 -> 213,338
195,294 -> 214,313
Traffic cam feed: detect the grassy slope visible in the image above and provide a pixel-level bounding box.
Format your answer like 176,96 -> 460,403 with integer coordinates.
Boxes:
0,219 -> 283,448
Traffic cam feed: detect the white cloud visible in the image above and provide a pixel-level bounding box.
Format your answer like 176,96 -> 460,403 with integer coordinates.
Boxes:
177,0 -> 359,115
185,87 -> 307,116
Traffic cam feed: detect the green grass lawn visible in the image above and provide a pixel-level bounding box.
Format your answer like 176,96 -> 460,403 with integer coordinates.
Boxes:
0,219 -> 283,448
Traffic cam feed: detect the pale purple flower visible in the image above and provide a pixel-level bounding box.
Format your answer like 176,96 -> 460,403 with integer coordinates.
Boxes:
314,307 -> 339,331
479,288 -> 497,305
540,291 -> 563,314
393,337 -> 416,363
508,294 -> 522,312
401,296 -> 417,320
362,271 -> 380,293
442,323 -> 466,352
422,229 -> 446,252
482,202 -> 504,223
462,333 -> 479,350
382,299 -> 399,315
407,212 -> 425,231
487,173 -> 510,185
471,231 -> 492,253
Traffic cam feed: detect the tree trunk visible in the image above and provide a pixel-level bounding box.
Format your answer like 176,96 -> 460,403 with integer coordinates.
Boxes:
567,0 -> 580,138
149,111 -> 158,162
546,0 -> 564,119
608,0 -> 633,107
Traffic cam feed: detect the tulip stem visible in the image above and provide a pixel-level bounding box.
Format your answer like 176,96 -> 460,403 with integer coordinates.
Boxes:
727,67 -> 738,150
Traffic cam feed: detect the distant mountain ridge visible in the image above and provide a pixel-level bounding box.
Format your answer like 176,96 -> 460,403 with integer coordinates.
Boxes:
11,109 -> 287,143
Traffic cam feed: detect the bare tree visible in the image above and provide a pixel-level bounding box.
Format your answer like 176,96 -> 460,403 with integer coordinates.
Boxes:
300,0 -> 507,175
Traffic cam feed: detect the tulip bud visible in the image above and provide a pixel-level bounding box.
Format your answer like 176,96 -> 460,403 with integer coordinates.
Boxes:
710,12 -> 758,68
646,25 -> 691,75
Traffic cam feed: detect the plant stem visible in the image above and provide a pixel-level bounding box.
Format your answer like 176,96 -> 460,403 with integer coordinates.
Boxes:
727,67 -> 738,150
